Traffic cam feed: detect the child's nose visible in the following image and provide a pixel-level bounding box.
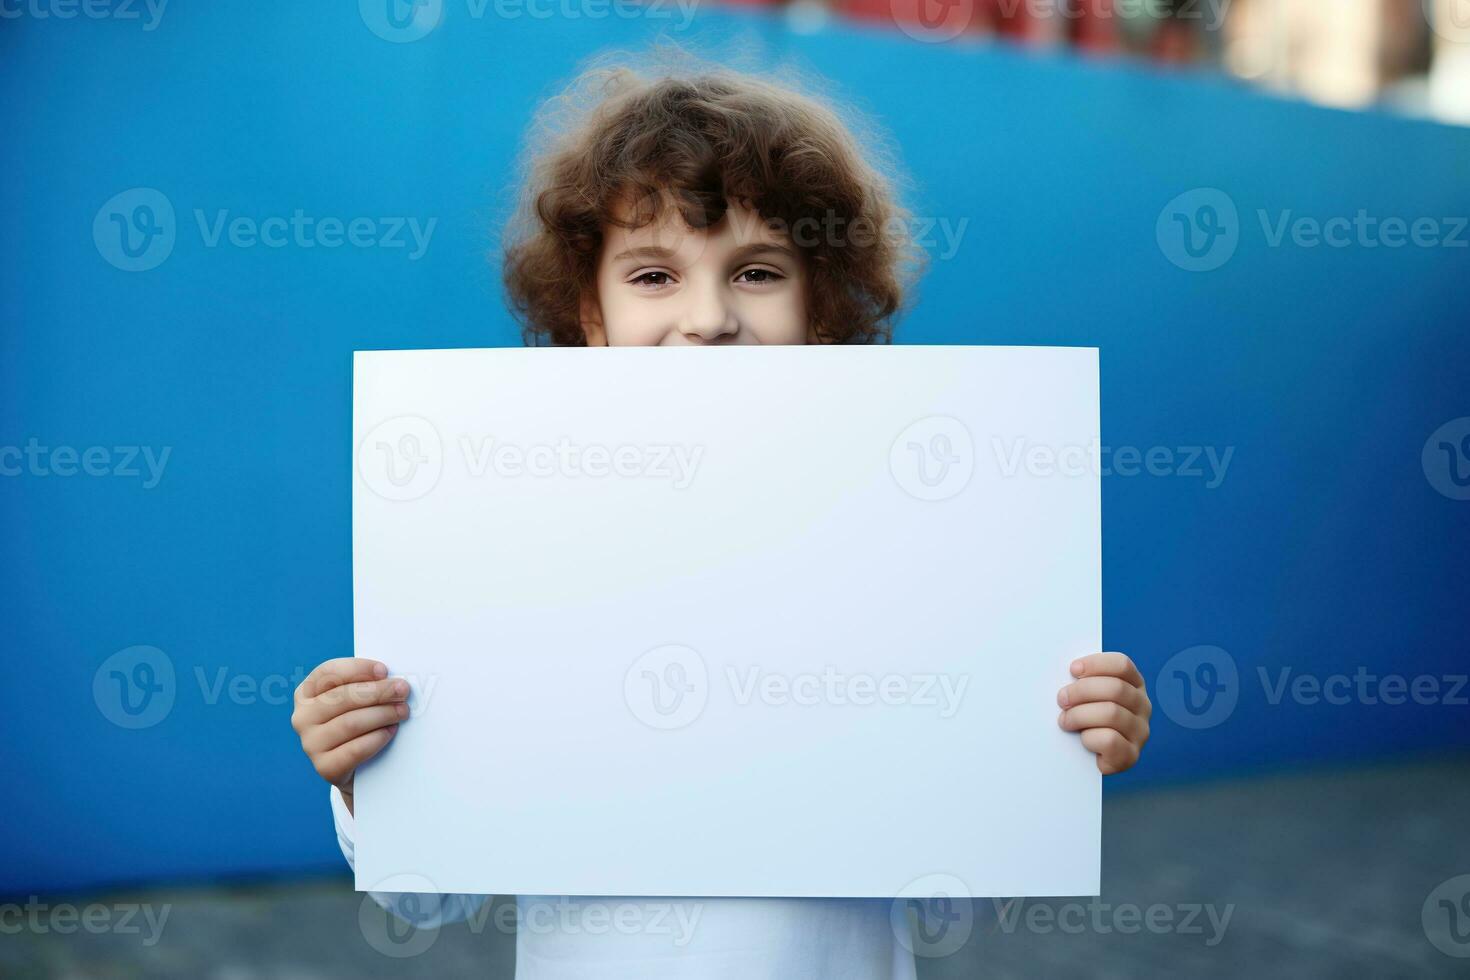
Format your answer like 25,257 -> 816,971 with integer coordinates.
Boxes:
678,279 -> 738,344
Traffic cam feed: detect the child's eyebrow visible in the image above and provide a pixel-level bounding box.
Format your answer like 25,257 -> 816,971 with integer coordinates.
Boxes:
610,245 -> 679,263
728,242 -> 799,264
610,242 -> 799,264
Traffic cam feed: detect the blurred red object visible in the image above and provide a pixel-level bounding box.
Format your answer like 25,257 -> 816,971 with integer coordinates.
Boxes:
830,0 -> 1120,50
836,0 -> 1036,40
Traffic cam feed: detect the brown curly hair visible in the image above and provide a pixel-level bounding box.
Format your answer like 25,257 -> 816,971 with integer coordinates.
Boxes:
500,53 -> 923,347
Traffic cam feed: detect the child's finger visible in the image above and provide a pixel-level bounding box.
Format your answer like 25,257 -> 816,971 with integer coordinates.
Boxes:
1058,676 -> 1148,715
1069,652 -> 1143,688
296,658 -> 388,701
293,677 -> 409,730
1079,726 -> 1140,774
302,702 -> 409,756
1058,701 -> 1149,743
311,725 -> 398,786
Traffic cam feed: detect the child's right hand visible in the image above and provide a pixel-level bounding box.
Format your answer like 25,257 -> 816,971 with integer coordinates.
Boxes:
291,658 -> 410,815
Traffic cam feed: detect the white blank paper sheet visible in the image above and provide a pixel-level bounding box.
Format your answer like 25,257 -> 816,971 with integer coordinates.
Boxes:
352,345 -> 1101,899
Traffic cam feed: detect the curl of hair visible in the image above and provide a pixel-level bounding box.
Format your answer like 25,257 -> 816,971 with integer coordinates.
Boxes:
500,48 -> 924,346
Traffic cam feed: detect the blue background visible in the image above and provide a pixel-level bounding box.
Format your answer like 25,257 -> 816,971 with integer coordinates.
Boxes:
2,2 -> 1467,895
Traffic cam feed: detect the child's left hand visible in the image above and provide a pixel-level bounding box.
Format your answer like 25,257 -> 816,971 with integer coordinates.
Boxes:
1057,652 -> 1151,775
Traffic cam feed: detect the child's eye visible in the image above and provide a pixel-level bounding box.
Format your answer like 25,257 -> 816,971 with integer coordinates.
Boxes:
735,267 -> 783,285
630,271 -> 673,288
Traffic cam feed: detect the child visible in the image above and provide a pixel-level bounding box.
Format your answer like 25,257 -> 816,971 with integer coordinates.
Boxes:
291,55 -> 1151,979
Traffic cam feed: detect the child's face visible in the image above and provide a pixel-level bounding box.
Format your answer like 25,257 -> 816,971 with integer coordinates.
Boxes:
580,195 -> 814,347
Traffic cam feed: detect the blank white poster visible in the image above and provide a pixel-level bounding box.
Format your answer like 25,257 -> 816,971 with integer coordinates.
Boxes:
352,344 -> 1101,898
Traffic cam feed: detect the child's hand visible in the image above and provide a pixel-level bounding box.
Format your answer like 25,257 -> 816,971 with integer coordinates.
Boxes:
291,658 -> 409,813
1057,652 -> 1151,775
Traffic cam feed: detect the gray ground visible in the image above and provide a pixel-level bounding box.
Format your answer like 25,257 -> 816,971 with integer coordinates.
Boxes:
6,754 -> 1469,979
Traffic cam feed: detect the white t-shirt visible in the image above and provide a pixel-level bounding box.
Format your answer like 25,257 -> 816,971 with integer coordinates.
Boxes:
332,787 -> 919,979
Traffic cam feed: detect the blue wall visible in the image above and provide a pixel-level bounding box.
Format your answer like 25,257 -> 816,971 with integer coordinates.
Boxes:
2,3 -> 1467,895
